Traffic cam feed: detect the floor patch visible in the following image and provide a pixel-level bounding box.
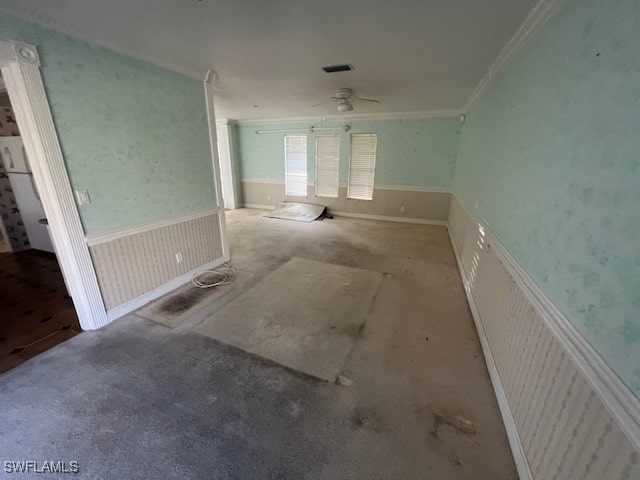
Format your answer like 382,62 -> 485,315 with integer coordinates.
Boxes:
264,202 -> 326,222
194,257 -> 382,382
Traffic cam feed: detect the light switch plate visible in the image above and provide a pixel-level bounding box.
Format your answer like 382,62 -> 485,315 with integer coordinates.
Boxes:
75,189 -> 91,206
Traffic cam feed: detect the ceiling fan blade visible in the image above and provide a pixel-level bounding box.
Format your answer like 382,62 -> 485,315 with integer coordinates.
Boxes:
329,96 -> 342,100
354,97 -> 380,103
311,101 -> 333,108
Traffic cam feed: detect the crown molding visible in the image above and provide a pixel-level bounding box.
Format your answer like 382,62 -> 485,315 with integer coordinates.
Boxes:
0,6 -> 203,80
233,109 -> 461,125
215,118 -> 239,126
462,0 -> 567,113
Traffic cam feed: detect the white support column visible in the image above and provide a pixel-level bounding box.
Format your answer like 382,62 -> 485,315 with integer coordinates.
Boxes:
204,69 -> 230,261
1,41 -> 108,329
216,122 -> 239,209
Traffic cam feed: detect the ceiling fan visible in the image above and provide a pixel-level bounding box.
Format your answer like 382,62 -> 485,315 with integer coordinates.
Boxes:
311,88 -> 380,113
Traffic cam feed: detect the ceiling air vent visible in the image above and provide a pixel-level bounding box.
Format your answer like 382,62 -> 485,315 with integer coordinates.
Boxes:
322,64 -> 353,73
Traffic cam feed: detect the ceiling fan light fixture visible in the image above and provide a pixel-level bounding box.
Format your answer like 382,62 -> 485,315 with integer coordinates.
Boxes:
337,100 -> 353,113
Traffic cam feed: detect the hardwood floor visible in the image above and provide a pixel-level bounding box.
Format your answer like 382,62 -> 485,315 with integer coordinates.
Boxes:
0,249 -> 80,373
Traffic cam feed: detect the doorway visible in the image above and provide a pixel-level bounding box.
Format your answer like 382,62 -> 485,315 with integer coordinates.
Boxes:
0,80 -> 81,373
1,40 -> 108,331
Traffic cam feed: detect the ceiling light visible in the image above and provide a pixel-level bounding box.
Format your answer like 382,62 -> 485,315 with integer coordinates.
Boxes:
337,100 -> 353,113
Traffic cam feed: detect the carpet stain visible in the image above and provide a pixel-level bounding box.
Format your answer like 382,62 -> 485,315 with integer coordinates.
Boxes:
430,412 -> 476,438
158,289 -> 209,315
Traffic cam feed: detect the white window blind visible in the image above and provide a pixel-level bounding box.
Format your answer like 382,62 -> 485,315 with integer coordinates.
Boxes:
348,134 -> 377,200
315,135 -> 340,198
285,135 -> 308,197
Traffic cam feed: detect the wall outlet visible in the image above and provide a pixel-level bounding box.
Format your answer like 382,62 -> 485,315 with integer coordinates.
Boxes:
175,252 -> 183,264
400,206 -> 406,212
267,195 -> 271,201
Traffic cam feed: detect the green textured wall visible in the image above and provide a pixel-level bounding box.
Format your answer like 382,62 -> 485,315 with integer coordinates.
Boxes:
1,16 -> 216,233
236,117 -> 460,188
453,0 -> 640,394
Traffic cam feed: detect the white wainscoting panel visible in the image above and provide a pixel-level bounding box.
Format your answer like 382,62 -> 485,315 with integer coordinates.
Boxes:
448,196 -> 639,480
90,212 -> 223,311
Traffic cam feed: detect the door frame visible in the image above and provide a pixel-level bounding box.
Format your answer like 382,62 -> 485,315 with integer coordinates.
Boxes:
0,40 -> 108,330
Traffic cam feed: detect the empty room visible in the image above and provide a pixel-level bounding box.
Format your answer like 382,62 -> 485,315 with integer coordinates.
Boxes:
0,0 -> 638,478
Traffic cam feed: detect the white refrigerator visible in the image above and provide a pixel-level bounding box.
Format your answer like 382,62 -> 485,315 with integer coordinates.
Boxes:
0,136 -> 55,253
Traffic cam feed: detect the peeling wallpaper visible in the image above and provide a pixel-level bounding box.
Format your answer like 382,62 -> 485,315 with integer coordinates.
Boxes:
0,16 -> 216,233
236,117 -> 460,188
453,0 -> 640,394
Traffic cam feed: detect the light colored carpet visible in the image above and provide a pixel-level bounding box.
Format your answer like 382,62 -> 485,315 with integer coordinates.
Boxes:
195,257 -> 382,381
264,202 -> 326,222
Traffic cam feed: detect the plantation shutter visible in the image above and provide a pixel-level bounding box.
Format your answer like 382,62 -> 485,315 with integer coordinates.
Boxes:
348,134 -> 377,200
315,135 -> 340,198
285,135 -> 307,197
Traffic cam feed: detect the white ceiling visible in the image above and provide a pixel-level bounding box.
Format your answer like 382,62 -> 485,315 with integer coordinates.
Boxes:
0,0 -> 537,121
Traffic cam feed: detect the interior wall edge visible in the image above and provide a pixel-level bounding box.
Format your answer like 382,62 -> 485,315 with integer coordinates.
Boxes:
0,9 -> 202,79
446,218 -> 533,480
462,0 -> 568,113
447,195 -> 640,474
90,212 -> 224,311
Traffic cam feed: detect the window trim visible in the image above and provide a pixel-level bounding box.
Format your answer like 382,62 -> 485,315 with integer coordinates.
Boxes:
284,134 -> 308,197
347,133 -> 377,201
315,134 -> 340,198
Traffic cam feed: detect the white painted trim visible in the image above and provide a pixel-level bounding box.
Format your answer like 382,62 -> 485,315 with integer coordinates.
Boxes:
462,0 -> 566,113
451,197 -> 640,450
216,123 -> 238,209
331,211 -> 447,226
243,203 -> 273,210
446,224 -> 533,480
234,109 -> 461,125
223,123 -> 241,209
204,70 -> 230,262
85,208 -> 220,247
106,256 -> 226,322
1,40 -> 108,330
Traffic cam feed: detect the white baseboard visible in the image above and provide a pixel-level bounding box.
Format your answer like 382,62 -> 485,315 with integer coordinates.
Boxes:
243,204 -> 447,226
105,256 -> 227,322
446,225 -> 533,480
452,199 -> 640,447
331,211 -> 447,226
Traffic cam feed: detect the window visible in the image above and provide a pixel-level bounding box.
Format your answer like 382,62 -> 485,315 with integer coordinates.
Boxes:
348,134 -> 377,200
284,135 -> 307,197
315,135 -> 340,198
